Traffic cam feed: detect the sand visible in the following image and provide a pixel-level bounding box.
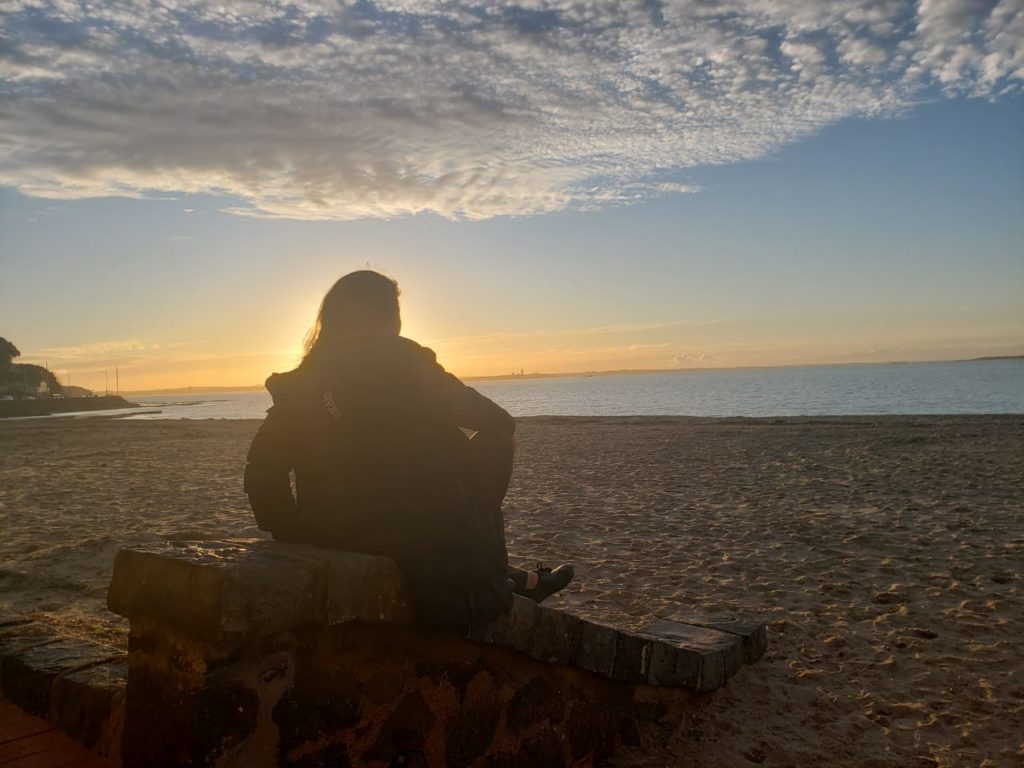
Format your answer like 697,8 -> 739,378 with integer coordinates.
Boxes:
0,415 -> 1021,767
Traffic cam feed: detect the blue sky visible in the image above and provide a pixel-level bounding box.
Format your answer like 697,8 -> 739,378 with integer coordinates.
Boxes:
0,1 -> 1022,389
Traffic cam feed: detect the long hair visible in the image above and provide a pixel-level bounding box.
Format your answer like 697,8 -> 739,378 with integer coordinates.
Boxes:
302,270 -> 401,364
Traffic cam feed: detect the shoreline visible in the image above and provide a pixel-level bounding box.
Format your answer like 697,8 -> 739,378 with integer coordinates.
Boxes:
0,395 -> 138,419
1,415 -> 1021,766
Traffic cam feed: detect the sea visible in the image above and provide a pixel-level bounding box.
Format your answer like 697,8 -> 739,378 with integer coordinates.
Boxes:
88,358 -> 1024,420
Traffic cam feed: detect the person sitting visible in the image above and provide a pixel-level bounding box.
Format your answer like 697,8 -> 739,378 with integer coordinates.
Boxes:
244,270 -> 573,632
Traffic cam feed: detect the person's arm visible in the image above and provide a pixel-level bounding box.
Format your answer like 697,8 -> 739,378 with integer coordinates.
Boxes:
436,367 -> 516,437
243,405 -> 297,535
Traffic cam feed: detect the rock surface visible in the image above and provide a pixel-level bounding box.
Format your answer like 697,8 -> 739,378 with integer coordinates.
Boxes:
0,613 -> 125,757
102,539 -> 766,767
107,539 -> 764,688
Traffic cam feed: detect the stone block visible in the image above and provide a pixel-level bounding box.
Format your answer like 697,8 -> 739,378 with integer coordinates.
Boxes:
445,699 -> 502,767
639,620 -> 744,692
0,613 -> 33,630
566,699 -> 616,762
289,743 -> 354,768
107,542 -> 325,642
121,664 -> 260,768
412,659 -> 480,700
474,595 -> 540,649
618,716 -> 642,747
485,727 -> 567,768
611,631 -> 651,684
51,658 -> 127,749
526,607 -> 584,666
645,638 -> 700,690
0,621 -> 60,655
665,611 -> 768,663
574,621 -> 619,678
365,689 -> 435,762
507,674 -> 566,734
252,542 -> 414,624
0,636 -> 121,716
274,662 -> 361,759
361,666 -> 407,705
0,624 -> 62,699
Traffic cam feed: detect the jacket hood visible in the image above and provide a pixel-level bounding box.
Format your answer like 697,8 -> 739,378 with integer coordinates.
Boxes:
265,335 -> 437,407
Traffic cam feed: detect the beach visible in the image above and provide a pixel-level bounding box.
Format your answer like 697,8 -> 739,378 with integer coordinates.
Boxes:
0,415 -> 1021,767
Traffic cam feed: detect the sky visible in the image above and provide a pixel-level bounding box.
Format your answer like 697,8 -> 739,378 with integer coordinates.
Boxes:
1,0 -> 1022,391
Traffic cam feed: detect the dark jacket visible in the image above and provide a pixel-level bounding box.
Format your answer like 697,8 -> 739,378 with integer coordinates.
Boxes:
244,334 -> 514,631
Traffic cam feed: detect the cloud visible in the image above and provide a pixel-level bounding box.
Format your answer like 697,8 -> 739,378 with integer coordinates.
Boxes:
429,318 -> 717,346
28,339 -> 153,360
0,0 -> 1020,220
24,338 -> 206,364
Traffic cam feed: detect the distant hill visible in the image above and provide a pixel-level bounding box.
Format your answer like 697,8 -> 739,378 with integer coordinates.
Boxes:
63,385 -> 97,398
122,384 -> 264,396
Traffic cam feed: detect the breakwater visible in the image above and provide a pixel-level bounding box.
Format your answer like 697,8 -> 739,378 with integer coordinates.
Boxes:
0,396 -> 137,418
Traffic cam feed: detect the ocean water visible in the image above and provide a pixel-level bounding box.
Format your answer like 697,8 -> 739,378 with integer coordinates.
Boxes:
101,359 -> 1024,420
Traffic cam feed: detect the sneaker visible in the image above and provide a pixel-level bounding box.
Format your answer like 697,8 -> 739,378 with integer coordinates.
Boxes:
521,562 -> 574,603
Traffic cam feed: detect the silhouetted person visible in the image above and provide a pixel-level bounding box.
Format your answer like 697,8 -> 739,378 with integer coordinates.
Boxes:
244,270 -> 572,632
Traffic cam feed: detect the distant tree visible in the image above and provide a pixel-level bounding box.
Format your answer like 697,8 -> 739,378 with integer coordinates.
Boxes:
7,363 -> 65,397
0,337 -> 20,369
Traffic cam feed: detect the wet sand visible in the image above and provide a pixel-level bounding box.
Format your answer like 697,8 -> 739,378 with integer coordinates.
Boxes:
1,415 -> 1021,767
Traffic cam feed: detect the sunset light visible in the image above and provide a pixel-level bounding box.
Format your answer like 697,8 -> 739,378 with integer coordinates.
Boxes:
1,4 -> 1022,765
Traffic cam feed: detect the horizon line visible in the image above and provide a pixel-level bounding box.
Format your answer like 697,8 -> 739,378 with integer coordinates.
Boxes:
118,354 -> 1024,396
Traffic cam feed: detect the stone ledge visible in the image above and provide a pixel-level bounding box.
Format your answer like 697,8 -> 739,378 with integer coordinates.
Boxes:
244,539 -> 414,625
0,613 -> 126,756
662,611 -> 769,665
106,539 -> 413,643
107,541 -> 765,692
105,543 -> 769,767
106,541 -> 327,643
639,620 -> 742,691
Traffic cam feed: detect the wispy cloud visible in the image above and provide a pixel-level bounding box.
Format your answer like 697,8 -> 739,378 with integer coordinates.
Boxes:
25,338 -> 206,363
28,339 -> 152,360
1,0 -> 1020,220
428,319 -> 718,346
